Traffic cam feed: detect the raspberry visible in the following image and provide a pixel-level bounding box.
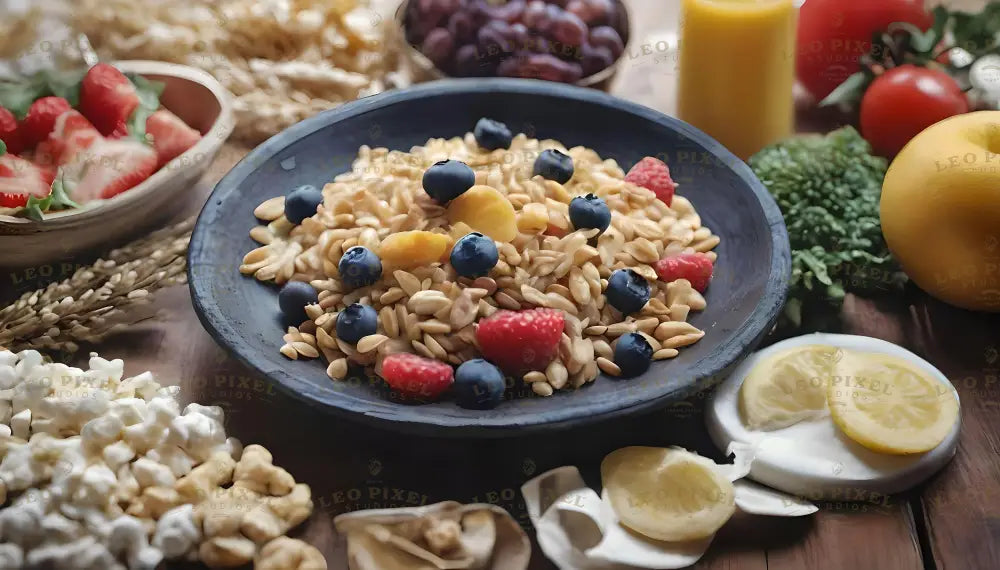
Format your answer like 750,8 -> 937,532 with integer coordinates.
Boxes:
475,308 -> 564,374
624,156 -> 678,206
380,353 -> 454,400
653,253 -> 714,292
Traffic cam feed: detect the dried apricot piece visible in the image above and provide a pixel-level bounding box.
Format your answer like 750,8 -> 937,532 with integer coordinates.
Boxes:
379,231 -> 452,268
446,185 -> 517,242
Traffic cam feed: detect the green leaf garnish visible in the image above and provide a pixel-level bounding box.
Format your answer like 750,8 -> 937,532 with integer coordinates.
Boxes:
19,173 -> 80,222
0,139 -> 6,156
124,73 -> 165,144
40,68 -> 86,107
0,76 -> 49,119
819,71 -> 870,107
0,68 -> 86,119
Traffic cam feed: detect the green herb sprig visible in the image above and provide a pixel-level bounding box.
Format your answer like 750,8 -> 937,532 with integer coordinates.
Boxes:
749,127 -> 907,330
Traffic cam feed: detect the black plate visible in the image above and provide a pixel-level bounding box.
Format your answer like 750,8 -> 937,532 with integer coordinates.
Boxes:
189,79 -> 790,437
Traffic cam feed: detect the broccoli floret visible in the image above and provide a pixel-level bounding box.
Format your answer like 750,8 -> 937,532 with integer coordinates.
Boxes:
749,126 -> 905,329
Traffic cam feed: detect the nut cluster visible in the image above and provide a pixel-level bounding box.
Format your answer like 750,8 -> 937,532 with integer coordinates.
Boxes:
243,132 -> 718,396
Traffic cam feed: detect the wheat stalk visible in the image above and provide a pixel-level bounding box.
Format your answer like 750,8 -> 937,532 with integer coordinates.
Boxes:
0,216 -> 194,353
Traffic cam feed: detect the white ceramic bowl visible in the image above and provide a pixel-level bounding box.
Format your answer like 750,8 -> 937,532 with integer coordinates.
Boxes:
0,61 -> 234,267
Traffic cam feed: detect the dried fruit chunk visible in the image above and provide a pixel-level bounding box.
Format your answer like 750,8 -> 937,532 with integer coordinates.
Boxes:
446,185 -> 517,242
379,231 -> 452,268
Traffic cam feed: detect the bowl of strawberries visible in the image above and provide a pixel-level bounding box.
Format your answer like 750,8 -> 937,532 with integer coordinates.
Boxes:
0,60 -> 233,266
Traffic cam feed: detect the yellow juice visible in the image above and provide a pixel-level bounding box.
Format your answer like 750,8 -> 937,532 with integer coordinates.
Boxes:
676,0 -> 797,160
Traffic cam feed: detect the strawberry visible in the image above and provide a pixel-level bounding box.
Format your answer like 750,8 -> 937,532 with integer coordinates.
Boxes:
624,156 -> 678,206
63,138 -> 157,203
653,253 -> 714,292
21,97 -> 73,149
79,63 -> 140,136
475,308 -> 564,374
0,154 -> 54,208
0,106 -> 23,155
54,111 -> 104,166
380,353 -> 454,400
146,109 -> 202,168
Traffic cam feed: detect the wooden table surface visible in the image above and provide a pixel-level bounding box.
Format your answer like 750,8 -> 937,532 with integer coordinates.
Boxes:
4,1 -> 1000,569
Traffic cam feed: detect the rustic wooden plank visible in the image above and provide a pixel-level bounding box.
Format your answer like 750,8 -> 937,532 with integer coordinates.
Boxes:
901,297 -> 1000,570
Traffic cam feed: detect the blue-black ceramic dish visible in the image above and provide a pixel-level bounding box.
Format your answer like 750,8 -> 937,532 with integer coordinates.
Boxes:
188,78 -> 790,437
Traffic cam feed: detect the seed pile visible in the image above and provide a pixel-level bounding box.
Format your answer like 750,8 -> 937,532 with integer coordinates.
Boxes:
242,122 -> 718,401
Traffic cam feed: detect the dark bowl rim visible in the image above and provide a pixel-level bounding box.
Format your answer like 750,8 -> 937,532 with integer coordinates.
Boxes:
188,78 -> 791,438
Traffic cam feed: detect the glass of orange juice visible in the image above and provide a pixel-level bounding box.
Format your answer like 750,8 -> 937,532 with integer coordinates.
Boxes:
676,0 -> 798,161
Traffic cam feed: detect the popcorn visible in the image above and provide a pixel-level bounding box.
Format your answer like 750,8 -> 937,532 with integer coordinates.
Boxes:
0,349 -> 324,569
153,504 -> 201,559
131,457 -> 177,489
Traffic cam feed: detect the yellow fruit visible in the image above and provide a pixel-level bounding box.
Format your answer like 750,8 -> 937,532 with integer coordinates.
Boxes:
378,231 -> 452,268
601,447 -> 735,542
881,111 -> 1000,312
446,185 -> 517,242
828,352 -> 959,454
739,345 -> 840,431
516,203 -> 549,234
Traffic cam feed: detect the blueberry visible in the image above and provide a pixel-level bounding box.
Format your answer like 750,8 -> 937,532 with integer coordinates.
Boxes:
450,232 -> 499,277
533,149 -> 574,183
336,303 -> 378,344
277,281 -> 318,322
605,268 -> 651,314
474,118 -> 513,150
454,359 -> 506,409
284,184 -> 323,224
614,333 -> 653,377
422,159 -> 476,203
338,246 -> 382,289
568,193 -> 611,233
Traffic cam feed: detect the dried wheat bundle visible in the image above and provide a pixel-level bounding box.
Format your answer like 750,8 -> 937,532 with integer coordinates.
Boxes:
71,0 -> 400,143
0,217 -> 194,353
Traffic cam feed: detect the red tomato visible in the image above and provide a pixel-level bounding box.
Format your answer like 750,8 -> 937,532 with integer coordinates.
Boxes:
860,65 -> 969,158
797,0 -> 933,100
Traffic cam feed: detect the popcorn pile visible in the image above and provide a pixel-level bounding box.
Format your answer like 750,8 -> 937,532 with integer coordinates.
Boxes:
0,350 -> 325,569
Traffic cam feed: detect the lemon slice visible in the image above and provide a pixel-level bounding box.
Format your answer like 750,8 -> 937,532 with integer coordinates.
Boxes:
739,345 -> 841,430
601,447 -> 735,542
828,352 -> 959,454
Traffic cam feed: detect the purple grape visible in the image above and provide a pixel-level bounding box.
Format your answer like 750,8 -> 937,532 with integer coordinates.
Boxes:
555,40 -> 582,61
415,0 -> 459,27
509,23 -> 530,50
522,33 -> 550,54
489,0 -> 526,23
421,28 -> 455,69
544,0 -> 569,7
497,53 -> 526,77
523,1 -> 551,32
562,60 -> 583,82
447,11 -> 477,44
566,0 -> 613,25
549,11 -> 587,47
478,23 -> 513,58
454,43 -> 484,76
588,26 -> 624,58
511,53 -> 582,82
580,43 -> 613,76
